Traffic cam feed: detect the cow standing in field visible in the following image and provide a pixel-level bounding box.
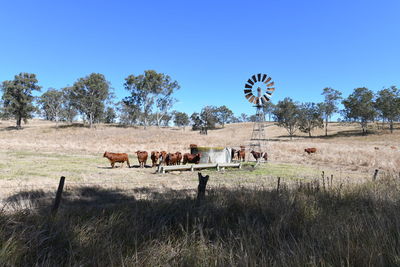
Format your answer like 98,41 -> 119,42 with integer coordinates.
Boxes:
182,153 -> 201,164
165,153 -> 179,165
150,151 -> 161,167
304,148 -> 317,154
250,150 -> 268,162
136,151 -> 148,168
237,146 -> 246,162
103,152 -> 130,168
175,152 -> 182,165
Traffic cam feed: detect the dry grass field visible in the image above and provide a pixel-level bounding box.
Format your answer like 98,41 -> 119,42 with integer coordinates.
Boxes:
1,119 -> 400,266
0,119 -> 398,187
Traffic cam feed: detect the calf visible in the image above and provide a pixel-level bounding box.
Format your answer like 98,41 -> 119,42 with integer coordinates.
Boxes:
304,148 -> 317,154
182,153 -> 201,164
136,151 -> 148,168
103,152 -> 130,168
150,151 -> 161,167
250,150 -> 268,161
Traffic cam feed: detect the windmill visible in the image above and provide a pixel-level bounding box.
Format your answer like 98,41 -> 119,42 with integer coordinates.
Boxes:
243,73 -> 275,162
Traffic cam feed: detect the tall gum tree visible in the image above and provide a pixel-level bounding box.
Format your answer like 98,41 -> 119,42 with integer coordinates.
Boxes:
123,70 -> 180,129
1,73 -> 41,129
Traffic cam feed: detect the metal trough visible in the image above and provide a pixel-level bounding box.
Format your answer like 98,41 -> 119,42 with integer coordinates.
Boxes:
157,163 -> 241,174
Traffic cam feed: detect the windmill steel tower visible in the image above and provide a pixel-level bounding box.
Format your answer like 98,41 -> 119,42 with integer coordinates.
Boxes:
243,74 -> 275,162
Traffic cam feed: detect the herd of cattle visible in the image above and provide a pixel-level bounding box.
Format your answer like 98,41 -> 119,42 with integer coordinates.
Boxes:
103,145 -> 318,169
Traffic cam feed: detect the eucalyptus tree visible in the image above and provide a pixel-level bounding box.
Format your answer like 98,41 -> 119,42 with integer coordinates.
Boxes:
272,97 -> 300,140
321,87 -> 342,136
1,73 -> 41,129
298,102 -> 324,137
342,87 -> 376,134
38,88 -> 64,127
123,70 -> 180,128
375,86 -> 400,133
70,73 -> 111,128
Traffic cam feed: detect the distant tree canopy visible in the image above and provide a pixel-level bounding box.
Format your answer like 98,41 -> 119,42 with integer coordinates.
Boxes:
70,73 -> 111,128
172,111 -> 190,128
215,105 -> 234,128
272,97 -> 300,139
123,70 -> 180,128
103,106 -> 117,124
1,73 -> 41,129
375,86 -> 400,133
321,87 -> 342,136
342,87 -> 376,134
298,102 -> 324,137
37,88 -> 64,127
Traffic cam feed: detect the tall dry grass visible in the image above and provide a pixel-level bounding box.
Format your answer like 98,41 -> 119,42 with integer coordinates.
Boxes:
1,173 -> 400,266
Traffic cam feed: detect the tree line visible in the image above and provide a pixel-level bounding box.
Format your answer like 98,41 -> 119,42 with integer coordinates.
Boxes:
272,86 -> 400,138
1,72 -> 399,136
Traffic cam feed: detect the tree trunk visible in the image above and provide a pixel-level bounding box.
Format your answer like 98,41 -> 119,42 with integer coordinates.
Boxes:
16,115 -> 22,129
89,113 -> 93,128
309,131 -> 311,137
325,118 -> 328,136
390,120 -> 393,133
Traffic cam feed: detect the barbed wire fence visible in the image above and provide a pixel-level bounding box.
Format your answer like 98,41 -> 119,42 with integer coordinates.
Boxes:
1,169 -> 398,214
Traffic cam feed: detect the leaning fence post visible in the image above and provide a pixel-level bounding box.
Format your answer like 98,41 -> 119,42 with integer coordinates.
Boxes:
373,169 -> 379,181
197,172 -> 209,203
51,176 -> 65,215
322,171 -> 325,190
331,174 -> 333,188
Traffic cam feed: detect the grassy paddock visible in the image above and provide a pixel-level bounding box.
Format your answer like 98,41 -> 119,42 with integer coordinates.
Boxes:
1,174 -> 400,266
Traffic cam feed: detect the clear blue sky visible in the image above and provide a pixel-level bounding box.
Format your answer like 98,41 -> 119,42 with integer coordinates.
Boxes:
1,0 -> 399,117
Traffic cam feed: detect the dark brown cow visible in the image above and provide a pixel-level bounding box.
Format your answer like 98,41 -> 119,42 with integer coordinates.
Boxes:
150,151 -> 161,167
165,153 -> 179,166
250,150 -> 268,161
136,151 -> 148,168
304,148 -> 317,154
182,153 -> 201,164
175,152 -> 182,165
159,151 -> 167,165
103,152 -> 130,168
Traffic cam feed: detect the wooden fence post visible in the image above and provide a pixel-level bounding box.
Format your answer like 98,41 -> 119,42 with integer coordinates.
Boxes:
197,172 -> 209,203
322,171 -> 325,190
277,177 -> 281,193
51,176 -> 65,215
373,169 -> 379,181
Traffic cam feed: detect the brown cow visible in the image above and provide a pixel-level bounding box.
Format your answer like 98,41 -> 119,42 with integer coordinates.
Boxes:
189,144 -> 198,149
250,150 -> 268,161
182,153 -> 201,164
165,153 -> 179,166
304,148 -> 317,154
150,151 -> 161,167
103,152 -> 130,168
159,151 -> 167,165
175,152 -> 182,165
391,146 -> 397,150
237,147 -> 245,162
136,151 -> 148,168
